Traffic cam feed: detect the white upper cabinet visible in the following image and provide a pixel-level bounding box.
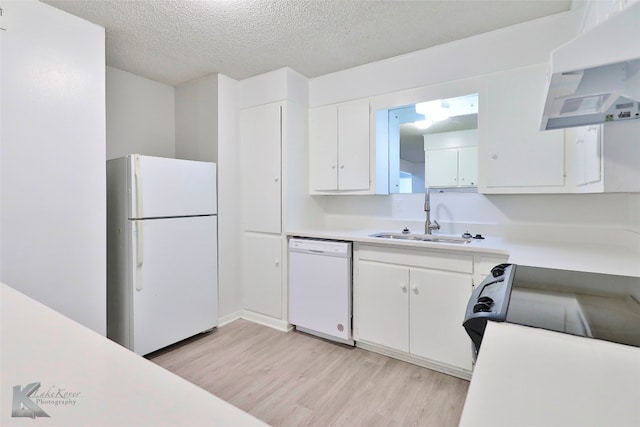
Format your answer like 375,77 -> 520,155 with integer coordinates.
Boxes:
240,102 -> 282,233
458,146 -> 479,187
574,125 -> 602,187
309,101 -> 370,192
479,64 -> 566,193
426,149 -> 458,187
309,105 -> 338,190
425,146 -> 478,188
600,120 -> 640,192
570,120 -> 640,193
338,102 -> 371,190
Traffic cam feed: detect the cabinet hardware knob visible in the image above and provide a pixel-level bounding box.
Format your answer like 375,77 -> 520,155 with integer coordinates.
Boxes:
275,260 -> 280,266
340,165 -> 345,169
411,286 -> 419,294
400,284 -> 408,292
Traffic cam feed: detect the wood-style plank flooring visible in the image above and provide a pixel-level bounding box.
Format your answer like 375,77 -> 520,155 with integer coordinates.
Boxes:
149,319 -> 469,427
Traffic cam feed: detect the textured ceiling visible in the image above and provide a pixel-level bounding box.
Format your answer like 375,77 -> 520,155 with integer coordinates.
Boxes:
43,0 -> 574,86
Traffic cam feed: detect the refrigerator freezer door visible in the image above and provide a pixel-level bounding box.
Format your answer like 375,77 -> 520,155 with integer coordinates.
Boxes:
129,155 -> 217,219
130,215 -> 218,355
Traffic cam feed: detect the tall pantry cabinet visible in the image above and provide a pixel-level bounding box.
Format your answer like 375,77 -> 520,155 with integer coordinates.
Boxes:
239,69 -> 316,329
241,102 -> 285,322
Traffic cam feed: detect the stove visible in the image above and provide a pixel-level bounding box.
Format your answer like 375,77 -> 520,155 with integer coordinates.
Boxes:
463,264 -> 640,357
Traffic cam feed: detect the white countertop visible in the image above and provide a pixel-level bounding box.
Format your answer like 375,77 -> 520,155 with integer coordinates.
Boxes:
287,228 -> 640,277
0,283 -> 267,427
459,322 -> 640,427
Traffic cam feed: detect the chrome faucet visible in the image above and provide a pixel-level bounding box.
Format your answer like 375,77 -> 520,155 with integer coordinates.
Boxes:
424,187 -> 440,235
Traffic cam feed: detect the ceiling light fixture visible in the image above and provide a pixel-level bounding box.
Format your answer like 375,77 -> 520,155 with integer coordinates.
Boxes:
413,119 -> 433,129
415,100 -> 451,122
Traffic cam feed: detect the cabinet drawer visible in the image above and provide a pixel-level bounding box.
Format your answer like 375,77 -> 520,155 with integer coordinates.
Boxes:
356,244 -> 473,274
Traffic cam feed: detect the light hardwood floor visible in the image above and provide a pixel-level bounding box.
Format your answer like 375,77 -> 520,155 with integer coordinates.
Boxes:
149,319 -> 469,427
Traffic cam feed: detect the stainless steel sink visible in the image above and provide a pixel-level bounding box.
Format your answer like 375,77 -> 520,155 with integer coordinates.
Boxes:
369,232 -> 472,244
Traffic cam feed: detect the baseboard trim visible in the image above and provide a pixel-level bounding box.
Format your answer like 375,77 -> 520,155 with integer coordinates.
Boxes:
218,311 -> 242,327
356,341 -> 472,381
240,310 -> 292,332
223,314 -> 472,380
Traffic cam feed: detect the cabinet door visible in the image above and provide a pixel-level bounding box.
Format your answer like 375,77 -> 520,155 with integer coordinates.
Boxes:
426,149 -> 458,187
409,268 -> 473,371
354,260 -> 409,352
575,125 -> 603,187
242,233 -> 282,319
309,105 -> 339,191
240,103 -> 282,233
482,64 -> 565,191
338,102 -> 370,190
458,146 -> 478,187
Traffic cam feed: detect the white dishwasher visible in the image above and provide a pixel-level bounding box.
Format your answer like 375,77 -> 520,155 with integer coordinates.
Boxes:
288,238 -> 353,345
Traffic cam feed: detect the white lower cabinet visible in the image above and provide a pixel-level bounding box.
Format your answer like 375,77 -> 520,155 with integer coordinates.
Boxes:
242,233 -> 283,319
354,245 -> 474,377
409,268 -> 474,371
356,260 -> 409,352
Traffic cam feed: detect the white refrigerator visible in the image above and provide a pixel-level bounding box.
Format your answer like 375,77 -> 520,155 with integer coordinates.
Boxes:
107,154 -> 218,355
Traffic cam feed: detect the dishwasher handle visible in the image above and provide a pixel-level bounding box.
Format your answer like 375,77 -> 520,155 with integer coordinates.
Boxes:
289,239 -> 352,258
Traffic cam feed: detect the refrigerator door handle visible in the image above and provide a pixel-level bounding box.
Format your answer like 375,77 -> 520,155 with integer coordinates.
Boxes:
133,154 -> 143,218
134,220 -> 144,291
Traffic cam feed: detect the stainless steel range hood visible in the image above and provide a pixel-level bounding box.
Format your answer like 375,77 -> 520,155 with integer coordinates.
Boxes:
541,3 -> 640,130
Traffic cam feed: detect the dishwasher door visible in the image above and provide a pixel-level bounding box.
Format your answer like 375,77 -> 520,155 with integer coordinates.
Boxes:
288,238 -> 353,345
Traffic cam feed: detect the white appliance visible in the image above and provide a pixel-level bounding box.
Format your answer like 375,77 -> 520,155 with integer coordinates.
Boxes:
541,2 -> 640,130
107,154 -> 218,355
288,238 -> 353,345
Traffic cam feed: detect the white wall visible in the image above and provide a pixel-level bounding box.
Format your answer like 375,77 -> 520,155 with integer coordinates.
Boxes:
173,73 -> 246,321
240,67 -> 308,109
399,159 -> 425,193
309,11 -> 582,107
216,74 -> 243,321
1,0 -> 106,334
106,67 -> 175,160
579,0 -> 639,32
326,192 -> 640,232
175,74 -> 218,162
0,9 -> 3,281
